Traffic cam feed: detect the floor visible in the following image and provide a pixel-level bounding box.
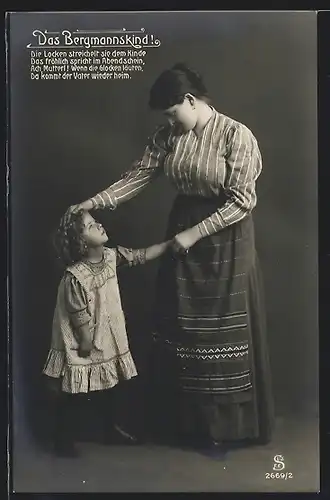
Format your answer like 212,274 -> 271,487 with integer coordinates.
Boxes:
12,415 -> 319,493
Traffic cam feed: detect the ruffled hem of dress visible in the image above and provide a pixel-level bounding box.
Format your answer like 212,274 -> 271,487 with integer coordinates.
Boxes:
62,350 -> 138,394
42,349 -> 66,378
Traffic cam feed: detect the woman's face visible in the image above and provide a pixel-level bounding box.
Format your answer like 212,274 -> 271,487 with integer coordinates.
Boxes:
163,95 -> 198,133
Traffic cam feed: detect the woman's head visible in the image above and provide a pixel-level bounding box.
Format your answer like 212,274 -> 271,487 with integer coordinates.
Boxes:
54,210 -> 108,267
149,63 -> 210,133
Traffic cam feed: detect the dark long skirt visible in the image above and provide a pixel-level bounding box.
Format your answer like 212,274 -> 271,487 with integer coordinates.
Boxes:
150,194 -> 274,445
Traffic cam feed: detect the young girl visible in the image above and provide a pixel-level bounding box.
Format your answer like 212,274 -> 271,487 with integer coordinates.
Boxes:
43,209 -> 170,456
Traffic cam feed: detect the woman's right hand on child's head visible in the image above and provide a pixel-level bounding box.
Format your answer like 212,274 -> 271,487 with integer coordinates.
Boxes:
62,199 -> 95,225
62,203 -> 83,226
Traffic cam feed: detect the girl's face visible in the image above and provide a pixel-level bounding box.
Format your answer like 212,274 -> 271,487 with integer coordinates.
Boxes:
163,94 -> 198,133
81,212 -> 108,247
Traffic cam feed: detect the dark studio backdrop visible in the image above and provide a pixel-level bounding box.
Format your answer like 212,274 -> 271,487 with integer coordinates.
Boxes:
9,11 -> 318,449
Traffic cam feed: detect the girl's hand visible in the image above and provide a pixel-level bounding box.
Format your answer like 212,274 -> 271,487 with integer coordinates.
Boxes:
171,227 -> 201,254
78,338 -> 93,358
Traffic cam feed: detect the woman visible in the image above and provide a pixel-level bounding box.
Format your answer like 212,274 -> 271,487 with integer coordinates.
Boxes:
64,62 -> 274,455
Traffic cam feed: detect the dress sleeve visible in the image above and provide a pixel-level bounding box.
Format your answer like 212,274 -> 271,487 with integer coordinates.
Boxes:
115,246 -> 147,268
89,125 -> 171,210
63,273 -> 91,328
196,123 -> 263,238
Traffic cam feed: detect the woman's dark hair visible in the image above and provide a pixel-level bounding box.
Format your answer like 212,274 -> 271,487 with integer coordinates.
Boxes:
52,209 -> 88,268
149,62 -> 210,111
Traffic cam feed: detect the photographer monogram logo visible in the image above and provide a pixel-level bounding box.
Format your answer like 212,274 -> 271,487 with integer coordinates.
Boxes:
265,455 -> 293,480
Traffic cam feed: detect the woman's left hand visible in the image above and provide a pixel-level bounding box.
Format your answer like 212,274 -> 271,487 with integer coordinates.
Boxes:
171,227 -> 201,254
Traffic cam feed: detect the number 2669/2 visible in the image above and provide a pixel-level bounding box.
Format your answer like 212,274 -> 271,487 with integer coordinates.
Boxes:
265,472 -> 293,480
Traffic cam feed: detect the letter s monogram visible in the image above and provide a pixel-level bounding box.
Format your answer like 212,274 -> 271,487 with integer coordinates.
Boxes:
273,454 -> 285,471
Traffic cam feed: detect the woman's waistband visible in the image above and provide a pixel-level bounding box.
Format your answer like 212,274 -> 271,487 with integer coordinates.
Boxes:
174,192 -> 228,207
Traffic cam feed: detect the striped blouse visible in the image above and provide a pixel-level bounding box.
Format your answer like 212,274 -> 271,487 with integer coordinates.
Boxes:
89,108 -> 263,238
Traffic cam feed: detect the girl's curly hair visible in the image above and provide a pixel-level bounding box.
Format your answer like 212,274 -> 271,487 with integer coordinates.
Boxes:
52,209 -> 88,268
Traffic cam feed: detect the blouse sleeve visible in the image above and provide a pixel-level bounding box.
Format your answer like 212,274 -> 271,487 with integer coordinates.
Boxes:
115,246 -> 147,268
89,125 -> 171,210
63,273 -> 91,328
196,123 -> 263,238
